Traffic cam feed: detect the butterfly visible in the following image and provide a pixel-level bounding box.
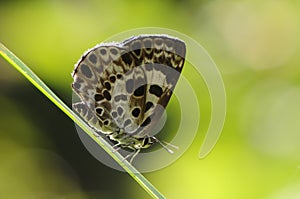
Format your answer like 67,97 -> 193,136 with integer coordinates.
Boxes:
72,34 -> 186,163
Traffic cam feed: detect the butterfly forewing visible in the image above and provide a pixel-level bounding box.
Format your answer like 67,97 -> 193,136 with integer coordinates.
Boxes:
72,34 -> 186,149
120,35 -> 186,138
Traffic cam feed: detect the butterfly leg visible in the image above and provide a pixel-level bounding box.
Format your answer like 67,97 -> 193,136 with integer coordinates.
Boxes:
121,149 -> 141,164
92,132 -> 100,137
112,143 -> 122,153
129,149 -> 141,164
122,152 -> 133,163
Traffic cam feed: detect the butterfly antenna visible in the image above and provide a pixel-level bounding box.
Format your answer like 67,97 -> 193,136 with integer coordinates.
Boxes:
161,140 -> 179,150
154,137 -> 175,154
122,152 -> 133,163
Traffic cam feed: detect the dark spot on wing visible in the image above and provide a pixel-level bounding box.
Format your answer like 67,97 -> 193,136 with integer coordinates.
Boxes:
104,82 -> 111,90
114,94 -> 127,102
109,75 -> 116,83
111,111 -> 117,118
145,64 -> 153,71
73,82 -> 81,90
144,40 -> 152,50
126,79 -> 134,93
133,85 -> 146,97
89,53 -> 97,64
117,74 -> 122,79
117,107 -> 123,116
80,64 -> 93,78
104,120 -> 109,125
158,55 -> 164,64
145,101 -> 154,112
121,53 -> 133,65
131,107 -> 141,118
96,108 -> 103,115
132,41 -> 141,56
149,84 -> 163,97
145,50 -> 153,60
165,40 -> 173,48
124,119 -> 131,127
100,48 -> 107,55
95,94 -> 104,101
110,48 -> 118,55
155,48 -> 162,55
141,117 -> 151,127
164,57 -> 172,67
103,90 -> 111,101
155,39 -> 163,46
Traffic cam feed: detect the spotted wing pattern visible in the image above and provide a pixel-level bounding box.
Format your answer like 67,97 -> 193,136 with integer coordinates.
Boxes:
72,34 -> 186,141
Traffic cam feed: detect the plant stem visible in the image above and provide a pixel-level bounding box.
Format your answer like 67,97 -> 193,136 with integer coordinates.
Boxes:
0,42 -> 165,199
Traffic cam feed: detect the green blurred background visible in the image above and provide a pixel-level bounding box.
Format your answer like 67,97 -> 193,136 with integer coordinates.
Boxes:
1,0 -> 300,198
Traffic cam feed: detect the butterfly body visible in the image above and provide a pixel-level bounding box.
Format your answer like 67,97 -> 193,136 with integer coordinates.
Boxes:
72,34 -> 186,154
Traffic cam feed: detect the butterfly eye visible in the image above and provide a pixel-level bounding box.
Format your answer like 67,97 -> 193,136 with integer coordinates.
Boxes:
143,138 -> 149,146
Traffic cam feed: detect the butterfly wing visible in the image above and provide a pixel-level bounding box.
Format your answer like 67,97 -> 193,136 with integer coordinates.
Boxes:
72,43 -> 131,133
72,34 -> 186,138
121,35 -> 186,138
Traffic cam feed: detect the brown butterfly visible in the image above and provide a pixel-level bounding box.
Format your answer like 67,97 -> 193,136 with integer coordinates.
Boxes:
72,34 -> 186,162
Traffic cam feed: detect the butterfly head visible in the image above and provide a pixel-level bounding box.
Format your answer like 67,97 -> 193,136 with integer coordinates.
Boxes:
139,136 -> 158,149
122,136 -> 158,150
133,137 -> 176,154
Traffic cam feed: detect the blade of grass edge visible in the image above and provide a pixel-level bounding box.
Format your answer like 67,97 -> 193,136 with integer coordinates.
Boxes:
0,42 -> 165,199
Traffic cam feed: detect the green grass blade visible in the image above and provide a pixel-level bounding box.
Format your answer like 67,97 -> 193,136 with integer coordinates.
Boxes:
0,42 -> 165,199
